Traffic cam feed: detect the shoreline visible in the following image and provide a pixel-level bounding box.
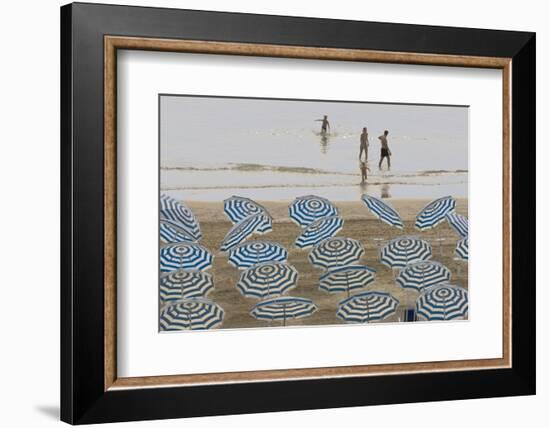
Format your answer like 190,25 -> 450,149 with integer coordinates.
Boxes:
163,181 -> 468,202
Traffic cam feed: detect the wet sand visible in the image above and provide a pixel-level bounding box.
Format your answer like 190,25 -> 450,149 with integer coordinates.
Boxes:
164,198 -> 468,329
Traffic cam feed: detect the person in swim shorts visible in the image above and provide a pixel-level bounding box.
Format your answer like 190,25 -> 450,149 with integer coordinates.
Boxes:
378,130 -> 391,170
359,127 -> 369,161
315,115 -> 330,134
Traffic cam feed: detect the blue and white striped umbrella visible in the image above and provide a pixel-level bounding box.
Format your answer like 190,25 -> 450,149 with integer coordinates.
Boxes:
455,237 -> 468,260
237,262 -> 298,299
295,215 -> 344,249
289,195 -> 338,227
160,243 -> 213,273
160,298 -> 224,331
308,237 -> 364,270
361,194 -> 404,228
250,296 -> 317,326
224,196 -> 269,224
319,265 -> 376,295
337,291 -> 399,323
416,284 -> 468,321
160,194 -> 201,240
415,196 -> 456,231
395,261 -> 451,292
220,213 -> 273,252
228,240 -> 288,269
160,269 -> 214,302
380,236 -> 432,269
160,219 -> 196,244
446,212 -> 469,238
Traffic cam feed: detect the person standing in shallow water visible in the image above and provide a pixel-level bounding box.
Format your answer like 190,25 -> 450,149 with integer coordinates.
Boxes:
359,127 -> 369,161
378,130 -> 391,170
360,161 -> 369,184
315,115 -> 330,134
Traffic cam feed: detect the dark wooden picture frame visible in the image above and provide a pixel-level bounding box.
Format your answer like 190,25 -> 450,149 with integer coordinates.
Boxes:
61,2 -> 535,424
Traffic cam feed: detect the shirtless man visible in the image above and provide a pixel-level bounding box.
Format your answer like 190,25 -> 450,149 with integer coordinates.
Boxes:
315,115 -> 330,134
359,127 -> 369,161
378,130 -> 391,170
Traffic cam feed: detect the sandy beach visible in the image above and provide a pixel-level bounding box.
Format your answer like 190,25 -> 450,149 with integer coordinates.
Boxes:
162,198 -> 468,330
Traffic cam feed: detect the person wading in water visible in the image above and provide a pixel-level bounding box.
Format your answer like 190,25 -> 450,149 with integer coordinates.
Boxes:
315,115 -> 330,134
359,127 -> 369,161
378,130 -> 392,170
359,127 -> 370,183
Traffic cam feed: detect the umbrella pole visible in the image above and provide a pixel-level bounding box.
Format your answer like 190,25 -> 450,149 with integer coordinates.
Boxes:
283,305 -> 286,327
436,227 -> 444,256
397,251 -> 408,279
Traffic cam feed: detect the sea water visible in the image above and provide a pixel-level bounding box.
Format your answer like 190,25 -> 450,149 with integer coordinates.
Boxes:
160,95 -> 468,201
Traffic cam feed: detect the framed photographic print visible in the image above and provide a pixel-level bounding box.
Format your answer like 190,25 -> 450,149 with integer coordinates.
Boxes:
61,2 -> 536,424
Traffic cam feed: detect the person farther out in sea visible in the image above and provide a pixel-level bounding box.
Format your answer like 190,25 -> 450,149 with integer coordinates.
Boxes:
378,130 -> 392,170
315,115 -> 330,134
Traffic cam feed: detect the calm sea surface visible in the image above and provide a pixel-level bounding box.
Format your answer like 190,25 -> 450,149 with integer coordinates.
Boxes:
160,96 -> 468,201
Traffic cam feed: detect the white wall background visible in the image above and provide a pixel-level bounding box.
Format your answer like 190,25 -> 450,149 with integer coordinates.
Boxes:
0,0 -> 545,426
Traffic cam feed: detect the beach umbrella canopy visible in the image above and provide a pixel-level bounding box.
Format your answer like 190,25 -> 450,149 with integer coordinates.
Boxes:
160,242 -> 213,273
228,240 -> 288,269
250,296 -> 317,326
159,219 -> 196,244
160,193 -> 201,240
295,215 -> 344,249
361,194 -> 404,228
415,284 -> 468,321
237,262 -> 298,299
160,269 -> 214,302
380,236 -> 432,269
220,212 -> 273,252
446,212 -> 469,238
337,291 -> 399,323
396,261 -> 452,292
224,195 -> 269,224
319,265 -> 376,295
455,237 -> 469,260
308,237 -> 364,270
415,196 -> 456,231
289,195 -> 338,227
160,298 -> 224,331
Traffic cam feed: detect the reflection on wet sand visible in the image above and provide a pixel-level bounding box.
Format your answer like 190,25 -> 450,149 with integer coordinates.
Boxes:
358,181 -> 391,200
381,183 -> 391,199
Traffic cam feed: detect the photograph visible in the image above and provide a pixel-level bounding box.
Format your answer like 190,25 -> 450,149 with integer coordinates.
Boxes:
158,95 -> 469,330
52,1 -> 536,424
